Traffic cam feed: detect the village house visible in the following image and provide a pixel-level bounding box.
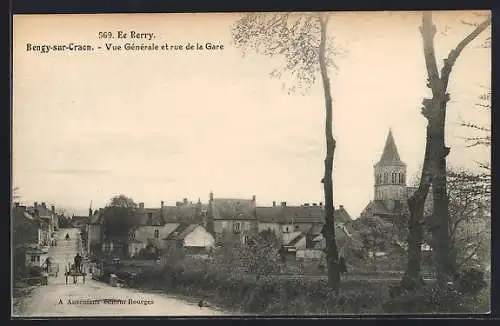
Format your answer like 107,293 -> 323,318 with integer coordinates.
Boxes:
13,203 -> 50,269
161,223 -> 215,261
86,208 -> 103,256
25,202 -> 58,246
256,202 -> 354,260
101,199 -> 209,259
206,192 -> 258,245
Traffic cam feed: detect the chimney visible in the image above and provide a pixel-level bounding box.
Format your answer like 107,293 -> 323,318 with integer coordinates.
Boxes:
161,201 -> 164,208
252,195 -> 256,201
319,202 -> 323,207
272,201 -> 276,207
139,202 -> 144,209
209,192 -> 214,201
41,202 -> 46,208
88,207 -> 93,217
304,203 -> 309,207
34,202 -> 38,208
51,205 -> 55,214
15,202 -> 19,208
313,203 -> 317,206
339,205 -> 344,210
176,201 -> 182,207
183,198 -> 188,205
281,201 -> 287,207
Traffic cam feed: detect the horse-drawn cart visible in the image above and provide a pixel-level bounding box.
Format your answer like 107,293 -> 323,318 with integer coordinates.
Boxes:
64,263 -> 86,284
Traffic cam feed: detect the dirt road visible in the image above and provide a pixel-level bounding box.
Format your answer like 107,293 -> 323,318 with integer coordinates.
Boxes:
13,228 -> 224,317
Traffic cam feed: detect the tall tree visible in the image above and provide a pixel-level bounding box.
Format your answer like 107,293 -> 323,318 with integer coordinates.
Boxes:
232,12 -> 343,291
403,11 -> 491,288
102,195 -> 139,237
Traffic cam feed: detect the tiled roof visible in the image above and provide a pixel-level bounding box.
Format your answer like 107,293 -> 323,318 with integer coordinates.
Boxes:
282,231 -> 304,246
307,223 -> 323,236
135,208 -> 164,226
163,223 -> 198,241
256,205 -> 351,224
162,206 -> 198,223
36,206 -> 52,218
375,129 -> 405,167
211,198 -> 255,220
13,207 -> 41,228
361,201 -> 391,217
288,233 -> 306,247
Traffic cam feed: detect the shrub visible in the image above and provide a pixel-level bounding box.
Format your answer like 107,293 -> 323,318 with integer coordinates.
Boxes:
383,283 -> 467,313
456,268 -> 487,296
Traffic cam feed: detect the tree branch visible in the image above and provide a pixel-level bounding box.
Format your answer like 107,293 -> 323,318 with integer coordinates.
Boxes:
421,12 -> 441,96
440,15 -> 491,90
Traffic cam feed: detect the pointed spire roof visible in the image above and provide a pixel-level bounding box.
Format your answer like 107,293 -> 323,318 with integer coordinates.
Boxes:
376,129 -> 405,166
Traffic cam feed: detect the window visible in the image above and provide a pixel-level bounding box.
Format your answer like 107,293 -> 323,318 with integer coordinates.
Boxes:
234,222 -> 241,232
31,255 -> 36,262
243,235 -> 249,244
154,229 -> 159,239
295,225 -> 299,230
384,173 -> 388,184
284,226 -> 290,233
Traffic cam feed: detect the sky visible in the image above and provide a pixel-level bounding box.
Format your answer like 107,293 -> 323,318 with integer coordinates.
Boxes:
12,11 -> 491,217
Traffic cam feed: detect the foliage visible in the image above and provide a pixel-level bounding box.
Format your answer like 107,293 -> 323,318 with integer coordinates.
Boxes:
213,230 -> 281,275
354,216 -> 396,261
232,13 -> 342,94
102,195 -> 139,237
446,168 -> 490,270
455,267 -> 487,296
133,257 -> 389,314
57,215 -> 73,228
245,230 -> 281,275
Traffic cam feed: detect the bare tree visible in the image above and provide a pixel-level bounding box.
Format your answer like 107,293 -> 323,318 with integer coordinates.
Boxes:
403,11 -> 491,287
232,12 -> 343,290
447,168 -> 490,269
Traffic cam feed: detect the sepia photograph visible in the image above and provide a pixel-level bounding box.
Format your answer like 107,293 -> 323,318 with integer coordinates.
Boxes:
11,11 -> 491,317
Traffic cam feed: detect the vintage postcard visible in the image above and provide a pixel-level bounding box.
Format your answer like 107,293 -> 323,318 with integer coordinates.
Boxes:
11,11 -> 491,317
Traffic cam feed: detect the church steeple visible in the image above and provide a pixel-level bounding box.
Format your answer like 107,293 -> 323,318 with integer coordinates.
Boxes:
376,129 -> 405,167
373,129 -> 407,211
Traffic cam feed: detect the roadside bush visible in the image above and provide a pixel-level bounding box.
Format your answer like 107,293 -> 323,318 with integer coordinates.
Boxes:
382,283 -> 467,313
456,268 -> 487,296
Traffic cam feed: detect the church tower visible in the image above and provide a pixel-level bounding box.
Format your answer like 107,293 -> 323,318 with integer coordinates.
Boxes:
374,129 -> 407,211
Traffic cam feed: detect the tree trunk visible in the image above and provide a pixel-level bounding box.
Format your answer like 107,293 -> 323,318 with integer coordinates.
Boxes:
418,11 -> 490,284
402,127 -> 433,289
318,14 -> 340,291
429,115 -> 455,282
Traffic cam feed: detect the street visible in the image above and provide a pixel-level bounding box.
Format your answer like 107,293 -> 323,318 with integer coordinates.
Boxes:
13,228 -> 225,317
